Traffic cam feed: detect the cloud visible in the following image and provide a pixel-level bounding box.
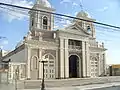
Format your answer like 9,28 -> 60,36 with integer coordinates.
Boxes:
63,20 -> 71,27
54,25 -> 59,29
54,13 -> 72,28
0,37 -> 8,49
75,12 -> 78,16
97,6 -> 109,12
60,0 -> 79,9
0,0 -> 33,22
60,0 -> 71,4
72,2 -> 78,6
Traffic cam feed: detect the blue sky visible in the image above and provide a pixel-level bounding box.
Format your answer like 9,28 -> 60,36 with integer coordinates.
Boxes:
0,0 -> 120,64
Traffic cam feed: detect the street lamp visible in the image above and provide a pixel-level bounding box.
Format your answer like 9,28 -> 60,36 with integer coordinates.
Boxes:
40,57 -> 48,90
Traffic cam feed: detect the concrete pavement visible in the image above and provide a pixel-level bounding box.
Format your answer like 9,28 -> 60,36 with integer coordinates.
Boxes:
0,82 -> 120,90
0,83 -> 14,90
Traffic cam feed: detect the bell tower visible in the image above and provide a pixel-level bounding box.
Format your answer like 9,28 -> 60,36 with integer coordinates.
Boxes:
29,0 -> 55,31
75,11 -> 96,38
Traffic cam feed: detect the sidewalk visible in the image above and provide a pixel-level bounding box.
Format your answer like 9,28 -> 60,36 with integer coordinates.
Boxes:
0,82 -> 120,90
21,82 -> 120,90
0,83 -> 14,90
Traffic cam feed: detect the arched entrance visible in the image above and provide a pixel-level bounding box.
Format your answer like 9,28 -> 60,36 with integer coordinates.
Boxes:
69,55 -> 79,78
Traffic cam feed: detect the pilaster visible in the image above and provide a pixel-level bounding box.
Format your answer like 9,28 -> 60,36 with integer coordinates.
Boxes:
55,50 -> 59,78
64,39 -> 69,78
27,47 -> 31,79
51,14 -> 54,30
103,53 -> 106,75
39,49 -> 43,79
82,41 -> 86,77
60,38 -> 65,78
98,54 -> 101,76
86,41 -> 91,77
11,64 -> 13,79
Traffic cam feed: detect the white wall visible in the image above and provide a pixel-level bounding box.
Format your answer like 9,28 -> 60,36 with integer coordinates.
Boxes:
3,48 -> 27,63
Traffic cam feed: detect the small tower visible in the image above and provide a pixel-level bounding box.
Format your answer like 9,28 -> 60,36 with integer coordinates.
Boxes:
29,0 -> 55,31
73,0 -> 96,38
75,11 -> 96,38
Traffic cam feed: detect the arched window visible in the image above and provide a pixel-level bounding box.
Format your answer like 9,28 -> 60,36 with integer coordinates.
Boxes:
31,18 -> 34,26
87,26 -> 91,33
43,53 -> 55,79
43,16 -> 48,30
31,56 -> 38,70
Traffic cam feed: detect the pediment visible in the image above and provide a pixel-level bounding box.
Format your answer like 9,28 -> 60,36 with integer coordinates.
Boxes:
61,24 -> 90,36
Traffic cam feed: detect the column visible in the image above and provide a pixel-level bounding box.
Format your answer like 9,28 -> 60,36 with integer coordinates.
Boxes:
86,41 -> 91,77
82,41 -> 86,77
37,11 -> 40,29
98,54 -> 101,76
39,49 -> 43,79
60,38 -> 65,78
27,47 -> 31,79
51,14 -> 54,30
11,64 -> 14,81
103,53 -> 106,75
65,39 -> 69,78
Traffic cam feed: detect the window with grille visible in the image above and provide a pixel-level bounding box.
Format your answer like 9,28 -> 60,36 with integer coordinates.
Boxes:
43,16 -> 48,30
43,54 -> 55,79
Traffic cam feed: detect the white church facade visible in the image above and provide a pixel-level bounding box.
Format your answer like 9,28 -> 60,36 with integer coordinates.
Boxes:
1,0 -> 107,80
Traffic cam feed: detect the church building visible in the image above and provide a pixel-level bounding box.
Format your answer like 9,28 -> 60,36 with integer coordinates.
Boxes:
1,0 -> 107,80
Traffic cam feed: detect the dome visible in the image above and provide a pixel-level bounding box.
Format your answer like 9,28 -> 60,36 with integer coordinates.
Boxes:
36,0 -> 52,8
76,11 -> 91,18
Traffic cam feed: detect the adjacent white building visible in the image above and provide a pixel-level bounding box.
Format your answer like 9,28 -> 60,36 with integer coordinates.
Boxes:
1,0 -> 107,80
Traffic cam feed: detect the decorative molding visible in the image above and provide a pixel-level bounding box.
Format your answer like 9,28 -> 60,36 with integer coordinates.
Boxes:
25,40 -> 59,50
58,31 -> 88,41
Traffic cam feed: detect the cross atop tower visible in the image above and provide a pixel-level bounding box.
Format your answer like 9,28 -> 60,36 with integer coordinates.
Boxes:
79,0 -> 84,11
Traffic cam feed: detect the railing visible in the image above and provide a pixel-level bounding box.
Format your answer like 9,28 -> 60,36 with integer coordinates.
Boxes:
89,42 -> 104,48
68,45 -> 81,50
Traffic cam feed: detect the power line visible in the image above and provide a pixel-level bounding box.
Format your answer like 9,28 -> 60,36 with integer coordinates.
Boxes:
1,5 -> 120,38
1,6 -> 120,41
1,2 -> 120,35
0,6 -> 25,19
95,24 -> 120,32
0,3 -> 120,30
0,5 -> 73,27
0,6 -> 28,15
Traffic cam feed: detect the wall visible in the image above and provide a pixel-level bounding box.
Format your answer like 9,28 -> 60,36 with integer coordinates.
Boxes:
3,48 -> 27,63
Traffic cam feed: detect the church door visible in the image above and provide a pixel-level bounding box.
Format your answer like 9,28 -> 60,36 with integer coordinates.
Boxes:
69,55 -> 79,78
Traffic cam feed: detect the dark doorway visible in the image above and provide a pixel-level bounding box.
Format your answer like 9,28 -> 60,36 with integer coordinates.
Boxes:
69,55 -> 79,78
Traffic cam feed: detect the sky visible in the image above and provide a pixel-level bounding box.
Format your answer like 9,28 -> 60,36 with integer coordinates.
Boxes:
0,0 -> 120,64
